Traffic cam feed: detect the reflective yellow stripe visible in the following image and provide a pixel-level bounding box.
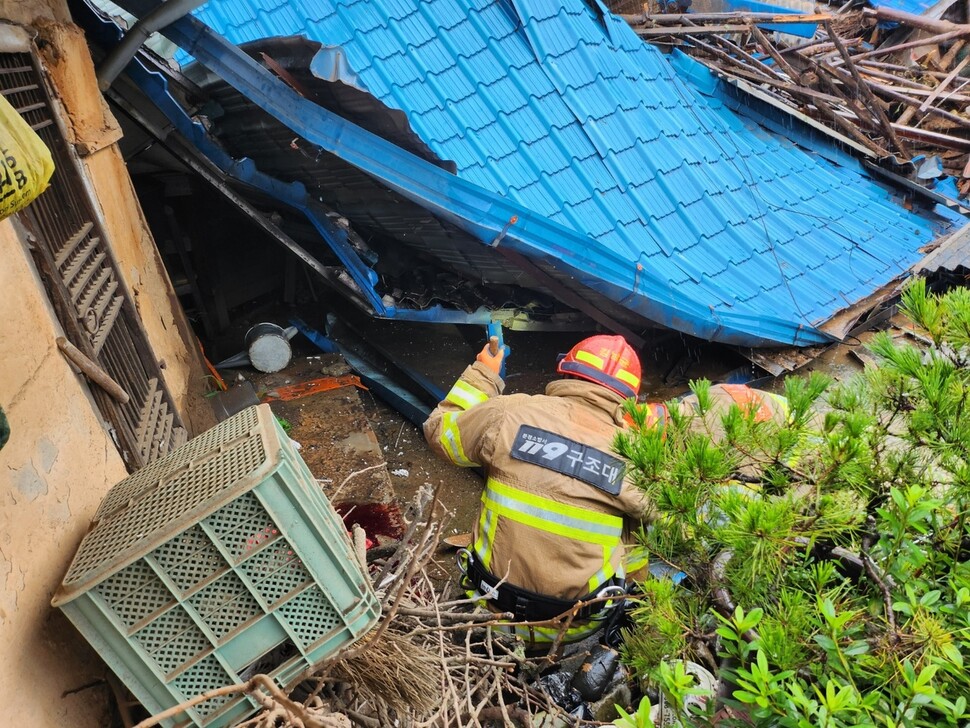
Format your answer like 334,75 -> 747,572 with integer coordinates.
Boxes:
502,620 -> 605,645
624,545 -> 651,575
588,547 -> 618,592
487,479 -> 624,534
767,392 -> 790,419
615,368 -> 639,389
439,412 -> 478,467
786,432 -> 822,468
719,479 -> 760,497
484,481 -> 622,546
461,594 -> 611,644
575,350 -> 605,368
484,497 -> 609,544
445,379 -> 489,411
476,480 -> 623,598
474,499 -> 498,569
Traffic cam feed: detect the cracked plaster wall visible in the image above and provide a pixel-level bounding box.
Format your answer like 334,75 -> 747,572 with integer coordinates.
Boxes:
0,216 -> 123,726
0,2 -> 212,723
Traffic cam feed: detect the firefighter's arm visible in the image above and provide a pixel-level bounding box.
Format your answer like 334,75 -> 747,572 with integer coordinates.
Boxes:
423,361 -> 505,467
616,478 -> 656,524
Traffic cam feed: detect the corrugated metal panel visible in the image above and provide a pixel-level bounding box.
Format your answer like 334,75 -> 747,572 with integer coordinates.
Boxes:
870,0 -> 945,18
915,223 -> 970,273
163,0 -> 953,346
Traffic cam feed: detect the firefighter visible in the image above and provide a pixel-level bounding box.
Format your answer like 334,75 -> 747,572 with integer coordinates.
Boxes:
646,382 -> 792,438
423,334 -> 652,648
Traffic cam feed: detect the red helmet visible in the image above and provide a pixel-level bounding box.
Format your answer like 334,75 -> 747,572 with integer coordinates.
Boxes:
557,335 -> 641,399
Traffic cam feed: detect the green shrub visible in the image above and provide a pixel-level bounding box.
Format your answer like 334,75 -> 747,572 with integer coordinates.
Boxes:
615,280 -> 970,727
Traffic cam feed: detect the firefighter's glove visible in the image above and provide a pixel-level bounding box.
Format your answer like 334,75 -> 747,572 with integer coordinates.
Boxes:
476,343 -> 505,376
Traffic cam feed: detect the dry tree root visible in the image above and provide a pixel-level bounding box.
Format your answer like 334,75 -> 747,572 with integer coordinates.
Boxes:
131,674 -> 349,728
134,486 -> 589,728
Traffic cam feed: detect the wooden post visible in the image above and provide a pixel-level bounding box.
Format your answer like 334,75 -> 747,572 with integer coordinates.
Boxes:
56,337 -> 131,404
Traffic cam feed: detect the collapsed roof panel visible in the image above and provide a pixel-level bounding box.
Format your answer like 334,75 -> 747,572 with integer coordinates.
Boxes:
108,0 -> 959,347
867,0 -> 947,17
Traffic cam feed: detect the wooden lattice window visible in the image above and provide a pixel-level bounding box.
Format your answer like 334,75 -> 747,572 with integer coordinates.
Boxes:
5,47 -> 186,469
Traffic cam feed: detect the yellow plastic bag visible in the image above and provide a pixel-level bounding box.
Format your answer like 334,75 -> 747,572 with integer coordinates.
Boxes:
0,91 -> 54,220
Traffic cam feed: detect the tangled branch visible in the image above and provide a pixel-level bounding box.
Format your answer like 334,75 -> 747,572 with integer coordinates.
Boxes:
132,486 -> 592,728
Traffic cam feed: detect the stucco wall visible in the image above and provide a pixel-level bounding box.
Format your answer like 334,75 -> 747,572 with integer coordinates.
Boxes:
0,218 -> 124,725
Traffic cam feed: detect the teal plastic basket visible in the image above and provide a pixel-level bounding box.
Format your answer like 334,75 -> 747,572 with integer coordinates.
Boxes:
53,404 -> 380,727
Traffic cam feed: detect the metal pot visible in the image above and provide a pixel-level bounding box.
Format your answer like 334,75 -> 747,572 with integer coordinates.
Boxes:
245,322 -> 292,373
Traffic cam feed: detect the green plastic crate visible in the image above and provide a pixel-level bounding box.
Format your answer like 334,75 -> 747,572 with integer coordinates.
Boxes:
53,404 -> 380,727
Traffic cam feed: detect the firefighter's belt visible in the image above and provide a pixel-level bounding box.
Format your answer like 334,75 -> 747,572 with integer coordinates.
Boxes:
462,551 -> 623,623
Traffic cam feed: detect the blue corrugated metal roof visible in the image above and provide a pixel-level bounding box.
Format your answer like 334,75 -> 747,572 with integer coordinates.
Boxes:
870,0 -> 940,18
175,0 -> 951,346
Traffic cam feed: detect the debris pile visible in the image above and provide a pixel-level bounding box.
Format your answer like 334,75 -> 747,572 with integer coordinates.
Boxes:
131,488 -> 614,728
621,3 -> 970,197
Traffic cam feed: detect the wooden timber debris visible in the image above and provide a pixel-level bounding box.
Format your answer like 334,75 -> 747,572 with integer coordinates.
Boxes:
618,1 -> 970,198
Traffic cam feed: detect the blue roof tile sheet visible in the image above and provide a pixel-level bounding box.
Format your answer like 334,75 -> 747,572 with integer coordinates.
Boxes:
870,0 -> 940,17
184,0 -> 954,346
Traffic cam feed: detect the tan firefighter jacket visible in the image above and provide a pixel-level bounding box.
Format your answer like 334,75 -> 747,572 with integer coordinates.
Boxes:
423,361 -> 653,606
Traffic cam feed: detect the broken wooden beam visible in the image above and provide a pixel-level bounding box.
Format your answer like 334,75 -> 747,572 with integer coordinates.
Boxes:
867,80 -> 970,130
852,65 -> 945,93
803,103 -> 891,156
693,53 -> 891,155
697,55 -> 848,107
824,20 -> 911,158
792,50 -> 877,126
748,23 -> 800,80
852,29 -> 968,62
892,124 -> 970,151
866,7 -> 968,36
709,33 -> 787,80
636,25 -> 749,36
781,40 -> 837,57
857,59 -> 961,82
624,11 -> 831,25
919,55 -> 970,112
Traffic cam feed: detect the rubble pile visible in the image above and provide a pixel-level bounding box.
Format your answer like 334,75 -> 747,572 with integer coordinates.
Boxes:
622,2 -> 970,197
132,489 -> 603,728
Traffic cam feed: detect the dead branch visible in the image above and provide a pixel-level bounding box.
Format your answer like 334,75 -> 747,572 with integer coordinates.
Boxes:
329,463 -> 386,501
132,675 -> 344,728
133,487 -> 607,728
396,606 -> 516,622
56,337 -> 130,404
824,20 -> 911,158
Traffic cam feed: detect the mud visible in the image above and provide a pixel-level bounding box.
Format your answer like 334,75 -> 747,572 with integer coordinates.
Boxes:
240,354 -> 395,504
